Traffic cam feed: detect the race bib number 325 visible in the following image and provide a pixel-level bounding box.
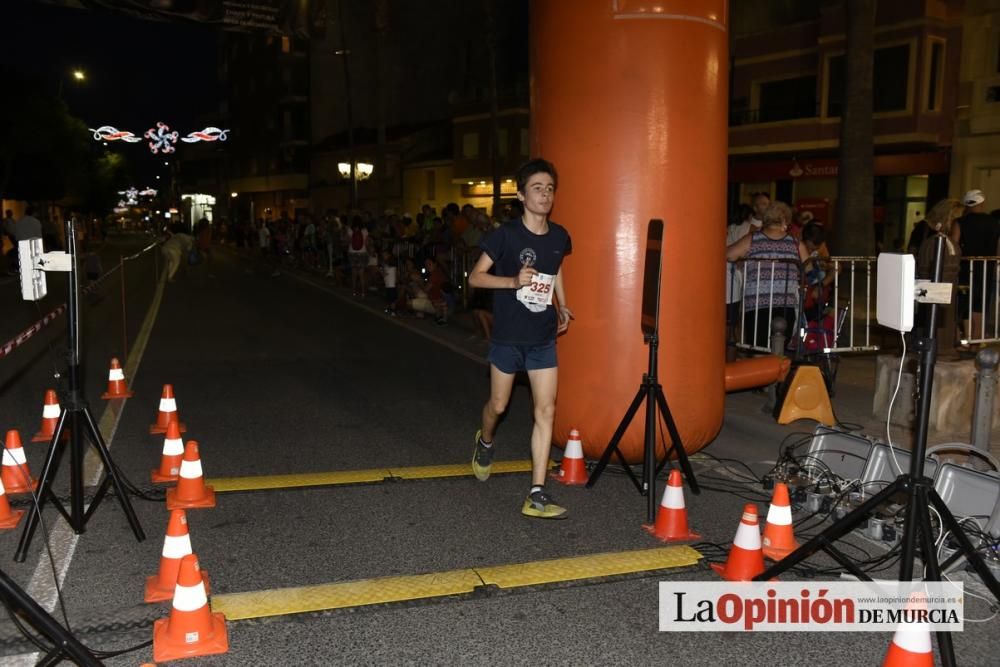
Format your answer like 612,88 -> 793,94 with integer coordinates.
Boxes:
517,272 -> 554,312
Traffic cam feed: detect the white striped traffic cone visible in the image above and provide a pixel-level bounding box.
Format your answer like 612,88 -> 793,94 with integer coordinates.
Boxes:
0,477 -> 25,529
145,509 -> 208,603
1,430 -> 37,495
761,482 -> 799,560
150,384 -> 186,434
551,429 -> 588,485
151,419 -> 185,483
711,503 -> 766,581
882,593 -> 933,666
643,469 -> 700,541
101,357 -> 134,399
165,441 -> 216,510
32,389 -> 66,443
152,554 -> 228,662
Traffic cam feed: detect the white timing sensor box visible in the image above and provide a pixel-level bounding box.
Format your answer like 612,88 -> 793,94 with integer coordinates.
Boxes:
876,253 -> 915,332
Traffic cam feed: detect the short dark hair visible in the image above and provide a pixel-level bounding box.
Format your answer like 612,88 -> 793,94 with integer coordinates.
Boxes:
802,221 -> 825,246
516,158 -> 558,193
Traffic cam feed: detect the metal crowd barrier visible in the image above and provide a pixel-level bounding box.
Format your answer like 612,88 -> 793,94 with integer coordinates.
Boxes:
825,257 -> 879,353
731,253 -> 1000,357
389,240 -> 473,309
729,257 -> 804,353
729,256 -> 882,356
960,257 -> 1000,345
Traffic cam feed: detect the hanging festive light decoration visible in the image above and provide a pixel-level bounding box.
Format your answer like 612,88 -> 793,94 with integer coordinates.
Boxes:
180,127 -> 229,143
117,188 -> 139,205
90,123 -> 229,154
89,126 -> 142,143
139,188 -> 158,197
144,122 -> 179,155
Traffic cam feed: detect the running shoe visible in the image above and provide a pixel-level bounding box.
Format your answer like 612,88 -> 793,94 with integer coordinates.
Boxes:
521,489 -> 568,519
471,429 -> 494,481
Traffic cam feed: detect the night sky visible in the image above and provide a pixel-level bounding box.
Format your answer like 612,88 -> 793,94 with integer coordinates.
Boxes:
1,1 -> 221,185
2,0 -> 530,195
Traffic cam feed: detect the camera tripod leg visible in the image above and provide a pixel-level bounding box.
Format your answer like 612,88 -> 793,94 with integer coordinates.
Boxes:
79,405 -> 145,542
14,410 -> 71,563
914,485 -> 956,667
586,384 -> 646,490
756,477 -> 903,580
654,387 -> 699,494
927,489 -> 1000,602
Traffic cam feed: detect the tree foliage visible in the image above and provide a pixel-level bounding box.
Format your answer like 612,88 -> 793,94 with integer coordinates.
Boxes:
0,68 -> 131,212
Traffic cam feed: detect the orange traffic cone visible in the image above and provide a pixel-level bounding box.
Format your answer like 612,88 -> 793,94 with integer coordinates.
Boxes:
643,469 -> 700,542
31,389 -> 67,443
882,593 -> 933,667
145,510 -> 209,603
150,384 -> 186,435
152,554 -> 228,662
0,478 -> 25,529
101,357 -> 134,399
151,420 -> 185,484
551,429 -> 588,485
762,483 -> 800,561
2,430 -> 38,495
166,441 -> 216,510
711,503 -> 766,581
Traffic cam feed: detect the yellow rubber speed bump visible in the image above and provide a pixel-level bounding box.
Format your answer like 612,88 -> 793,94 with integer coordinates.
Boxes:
211,570 -> 482,620
207,469 -> 391,493
389,459 -> 544,480
208,460 -> 544,493
477,546 -> 702,588
209,546 -> 701,621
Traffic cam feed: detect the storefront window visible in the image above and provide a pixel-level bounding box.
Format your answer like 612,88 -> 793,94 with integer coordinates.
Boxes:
826,44 -> 911,117
757,75 -> 818,122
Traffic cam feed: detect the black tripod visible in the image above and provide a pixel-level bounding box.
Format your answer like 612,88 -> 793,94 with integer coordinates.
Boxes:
754,237 -> 1000,666
0,568 -> 101,665
15,218 -> 145,563
586,220 -> 699,523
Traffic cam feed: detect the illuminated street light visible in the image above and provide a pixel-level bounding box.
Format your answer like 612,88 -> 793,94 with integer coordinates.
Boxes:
337,162 -> 374,180
58,67 -> 87,99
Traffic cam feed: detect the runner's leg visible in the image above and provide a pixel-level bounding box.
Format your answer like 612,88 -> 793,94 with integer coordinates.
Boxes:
526,366 -> 558,486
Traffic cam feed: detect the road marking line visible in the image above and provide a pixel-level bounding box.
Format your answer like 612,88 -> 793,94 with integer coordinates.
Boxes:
207,460 -> 542,492
211,545 -> 701,621
25,271 -> 167,614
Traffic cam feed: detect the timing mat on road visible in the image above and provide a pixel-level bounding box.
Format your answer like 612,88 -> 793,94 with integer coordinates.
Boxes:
207,459 -> 546,492
210,545 -> 702,620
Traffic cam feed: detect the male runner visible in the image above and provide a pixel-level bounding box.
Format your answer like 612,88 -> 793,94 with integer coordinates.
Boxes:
468,158 -> 574,519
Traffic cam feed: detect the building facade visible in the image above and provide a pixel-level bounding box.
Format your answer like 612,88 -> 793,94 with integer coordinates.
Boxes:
224,32 -> 311,222
729,0 -> 961,250
950,0 -> 1000,209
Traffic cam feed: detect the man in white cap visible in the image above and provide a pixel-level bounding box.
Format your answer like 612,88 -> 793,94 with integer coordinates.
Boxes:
955,189 -> 1000,342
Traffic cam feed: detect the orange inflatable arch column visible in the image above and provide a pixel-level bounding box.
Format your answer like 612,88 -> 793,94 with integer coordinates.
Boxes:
533,0 -> 729,462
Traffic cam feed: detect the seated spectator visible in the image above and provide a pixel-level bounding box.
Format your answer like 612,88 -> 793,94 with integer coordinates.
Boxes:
409,257 -> 449,325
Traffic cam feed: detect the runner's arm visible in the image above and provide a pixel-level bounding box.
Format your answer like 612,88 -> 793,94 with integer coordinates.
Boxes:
554,268 -> 573,332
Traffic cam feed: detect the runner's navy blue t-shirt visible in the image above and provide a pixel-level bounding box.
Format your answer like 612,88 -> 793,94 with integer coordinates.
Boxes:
480,218 -> 571,345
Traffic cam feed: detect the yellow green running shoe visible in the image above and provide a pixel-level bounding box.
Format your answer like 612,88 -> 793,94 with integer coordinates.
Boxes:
472,430 -> 494,481
521,488 -> 568,519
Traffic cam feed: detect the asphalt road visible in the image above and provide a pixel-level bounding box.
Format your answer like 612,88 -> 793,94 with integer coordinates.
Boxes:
0,243 -> 996,665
